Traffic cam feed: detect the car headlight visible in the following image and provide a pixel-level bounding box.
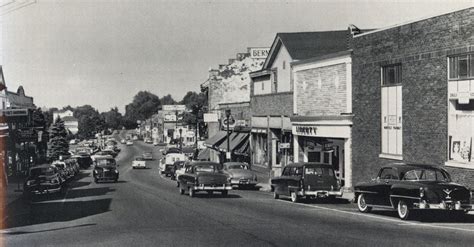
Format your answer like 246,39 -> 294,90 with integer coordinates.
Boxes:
114,170 -> 119,173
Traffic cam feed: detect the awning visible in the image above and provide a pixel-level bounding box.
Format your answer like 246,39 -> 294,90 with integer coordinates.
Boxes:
204,131 -> 227,148
234,140 -> 249,156
218,132 -> 249,153
197,148 -> 210,161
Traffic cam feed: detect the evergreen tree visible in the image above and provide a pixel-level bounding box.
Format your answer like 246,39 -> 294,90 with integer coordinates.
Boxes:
49,117 -> 70,161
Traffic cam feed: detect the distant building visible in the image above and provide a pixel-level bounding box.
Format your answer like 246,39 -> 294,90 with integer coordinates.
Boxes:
52,110 -> 78,134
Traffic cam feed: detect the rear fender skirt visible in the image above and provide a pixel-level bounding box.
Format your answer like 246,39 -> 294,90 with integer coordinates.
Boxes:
389,195 -> 421,208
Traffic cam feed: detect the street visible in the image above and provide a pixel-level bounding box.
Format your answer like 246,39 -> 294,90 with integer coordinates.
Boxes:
0,131 -> 473,247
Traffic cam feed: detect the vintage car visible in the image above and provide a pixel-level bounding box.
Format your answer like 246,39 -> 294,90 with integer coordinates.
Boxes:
354,163 -> 472,220
120,139 -> 126,144
222,162 -> 258,188
271,163 -> 342,202
132,157 -> 147,169
126,140 -> 133,146
170,160 -> 188,181
142,152 -> 153,160
160,152 -> 186,176
23,164 -> 64,197
51,161 -> 71,181
73,152 -> 93,168
178,161 -> 232,197
93,155 -> 119,183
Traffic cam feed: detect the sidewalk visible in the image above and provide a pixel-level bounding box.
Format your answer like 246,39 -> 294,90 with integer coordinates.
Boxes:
2,175 -> 25,205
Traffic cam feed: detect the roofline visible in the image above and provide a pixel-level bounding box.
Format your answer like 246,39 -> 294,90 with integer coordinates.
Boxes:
262,36 -> 284,69
355,6 -> 473,38
291,50 -> 352,67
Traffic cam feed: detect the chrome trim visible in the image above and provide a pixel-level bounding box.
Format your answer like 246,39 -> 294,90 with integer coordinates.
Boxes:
354,190 -> 378,194
390,195 -> 421,200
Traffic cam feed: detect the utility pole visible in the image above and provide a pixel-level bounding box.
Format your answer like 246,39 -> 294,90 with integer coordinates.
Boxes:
225,109 -> 231,162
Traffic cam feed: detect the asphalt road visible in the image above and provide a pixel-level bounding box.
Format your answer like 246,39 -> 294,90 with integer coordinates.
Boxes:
3,130 -> 474,246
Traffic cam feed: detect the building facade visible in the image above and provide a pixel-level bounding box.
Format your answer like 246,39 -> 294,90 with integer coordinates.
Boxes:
291,51 -> 353,189
352,7 -> 474,188
250,31 -> 351,174
53,109 -> 78,134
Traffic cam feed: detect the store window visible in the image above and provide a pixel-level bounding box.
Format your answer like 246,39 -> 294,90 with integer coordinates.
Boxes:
449,54 -> 474,80
381,64 -> 403,157
271,69 -> 278,93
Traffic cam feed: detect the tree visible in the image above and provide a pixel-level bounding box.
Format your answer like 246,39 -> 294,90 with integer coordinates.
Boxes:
123,91 -> 161,128
180,91 -> 208,137
44,107 -> 58,127
74,105 -> 106,139
102,107 -> 123,130
32,108 -> 47,128
161,94 -> 176,105
49,117 -> 70,161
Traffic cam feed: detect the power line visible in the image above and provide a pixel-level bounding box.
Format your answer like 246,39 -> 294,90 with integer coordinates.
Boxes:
0,0 -> 36,16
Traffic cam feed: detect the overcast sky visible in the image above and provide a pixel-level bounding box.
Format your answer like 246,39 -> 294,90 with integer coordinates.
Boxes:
1,0 -> 473,113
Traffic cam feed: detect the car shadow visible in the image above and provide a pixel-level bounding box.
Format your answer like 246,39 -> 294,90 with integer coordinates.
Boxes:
304,197 -> 350,205
234,185 -> 260,191
368,209 -> 474,223
3,198 -> 112,229
65,181 -> 91,189
65,187 -> 116,199
4,223 -> 97,235
190,193 -> 241,199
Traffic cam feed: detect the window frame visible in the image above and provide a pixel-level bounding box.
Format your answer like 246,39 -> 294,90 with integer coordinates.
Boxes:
448,53 -> 474,80
381,64 -> 402,86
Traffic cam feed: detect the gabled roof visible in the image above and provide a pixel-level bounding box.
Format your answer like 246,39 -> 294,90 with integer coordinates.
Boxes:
263,30 -> 350,69
61,116 -> 78,122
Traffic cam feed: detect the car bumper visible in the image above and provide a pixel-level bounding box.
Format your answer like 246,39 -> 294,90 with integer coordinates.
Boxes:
413,200 -> 472,211
297,190 -> 343,198
230,179 -> 257,186
26,185 -> 62,195
193,185 -> 233,191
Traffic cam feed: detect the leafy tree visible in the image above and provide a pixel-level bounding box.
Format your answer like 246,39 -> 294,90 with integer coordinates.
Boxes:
161,94 -> 176,105
180,91 -> 208,137
74,105 -> 106,139
48,117 -> 69,161
44,107 -> 58,127
31,108 -> 47,128
123,91 -> 161,128
102,107 -> 123,130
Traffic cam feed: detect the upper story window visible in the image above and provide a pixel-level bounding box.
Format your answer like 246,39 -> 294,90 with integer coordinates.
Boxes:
449,54 -> 474,80
271,69 -> 278,93
382,64 -> 402,86
282,61 -> 286,70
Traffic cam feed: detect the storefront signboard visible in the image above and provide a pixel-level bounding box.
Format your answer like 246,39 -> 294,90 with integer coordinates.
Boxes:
204,113 -> 218,123
249,47 -> 270,59
162,105 -> 186,111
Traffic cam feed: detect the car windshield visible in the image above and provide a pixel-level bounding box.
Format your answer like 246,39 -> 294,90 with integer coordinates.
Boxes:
54,163 -> 65,169
96,159 -> 116,167
305,167 -> 335,177
30,167 -> 55,177
144,153 -> 152,156
402,168 -> 450,181
227,164 -> 249,170
135,157 -> 145,161
194,164 -> 216,172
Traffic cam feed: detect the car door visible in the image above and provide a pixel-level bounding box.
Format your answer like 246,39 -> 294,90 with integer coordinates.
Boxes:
287,167 -> 303,193
372,168 -> 398,206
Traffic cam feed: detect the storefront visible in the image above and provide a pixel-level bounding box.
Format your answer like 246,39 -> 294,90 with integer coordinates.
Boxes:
292,116 -> 352,188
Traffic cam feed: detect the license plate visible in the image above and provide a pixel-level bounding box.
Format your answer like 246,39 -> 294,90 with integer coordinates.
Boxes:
239,180 -> 249,184
317,192 -> 328,198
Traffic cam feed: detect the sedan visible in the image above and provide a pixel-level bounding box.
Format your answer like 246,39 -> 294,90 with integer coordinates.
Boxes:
132,157 -> 147,169
222,162 -> 257,189
354,163 -> 472,220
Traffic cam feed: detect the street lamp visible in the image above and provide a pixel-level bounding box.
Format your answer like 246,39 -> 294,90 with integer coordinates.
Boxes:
225,108 -> 231,162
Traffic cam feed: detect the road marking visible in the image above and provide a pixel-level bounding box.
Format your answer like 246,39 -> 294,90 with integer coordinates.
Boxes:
278,199 -> 474,233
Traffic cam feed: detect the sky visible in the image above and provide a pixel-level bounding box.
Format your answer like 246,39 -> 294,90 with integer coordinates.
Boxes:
1,0 -> 473,113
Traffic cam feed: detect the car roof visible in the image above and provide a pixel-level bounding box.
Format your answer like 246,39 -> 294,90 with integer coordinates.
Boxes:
190,161 -> 220,166
381,163 -> 441,172
223,162 -> 248,166
285,162 -> 333,168
29,164 -> 55,170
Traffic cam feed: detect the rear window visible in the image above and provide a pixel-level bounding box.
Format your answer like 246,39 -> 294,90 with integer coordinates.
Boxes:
194,164 -> 216,172
305,167 -> 335,177
96,159 -> 116,167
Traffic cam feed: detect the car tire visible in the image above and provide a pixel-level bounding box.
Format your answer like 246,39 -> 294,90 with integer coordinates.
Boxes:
179,187 -> 185,195
189,187 -> 195,197
290,191 -> 299,203
357,194 -> 372,213
176,182 -> 180,187
273,191 -> 279,199
221,190 -> 228,197
397,200 -> 410,220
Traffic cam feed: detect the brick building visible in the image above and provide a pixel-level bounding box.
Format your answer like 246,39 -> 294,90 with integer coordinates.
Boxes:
250,31 -> 351,173
351,8 -> 474,188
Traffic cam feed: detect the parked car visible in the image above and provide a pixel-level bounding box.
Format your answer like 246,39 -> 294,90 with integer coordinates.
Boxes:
73,152 -> 93,168
160,152 -> 186,176
178,161 -> 232,197
354,163 -> 472,220
23,164 -> 64,198
153,140 -> 159,146
132,157 -> 147,169
93,155 -> 119,183
145,138 -> 153,144
142,152 -> 153,160
51,161 -> 70,182
271,163 -> 342,203
126,140 -> 133,146
100,148 -> 118,158
222,162 -> 257,189
170,160 -> 187,181
121,139 -> 126,144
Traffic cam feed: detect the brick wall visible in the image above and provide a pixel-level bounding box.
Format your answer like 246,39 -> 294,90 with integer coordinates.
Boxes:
250,92 -> 293,117
295,63 -> 347,116
352,8 -> 474,188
